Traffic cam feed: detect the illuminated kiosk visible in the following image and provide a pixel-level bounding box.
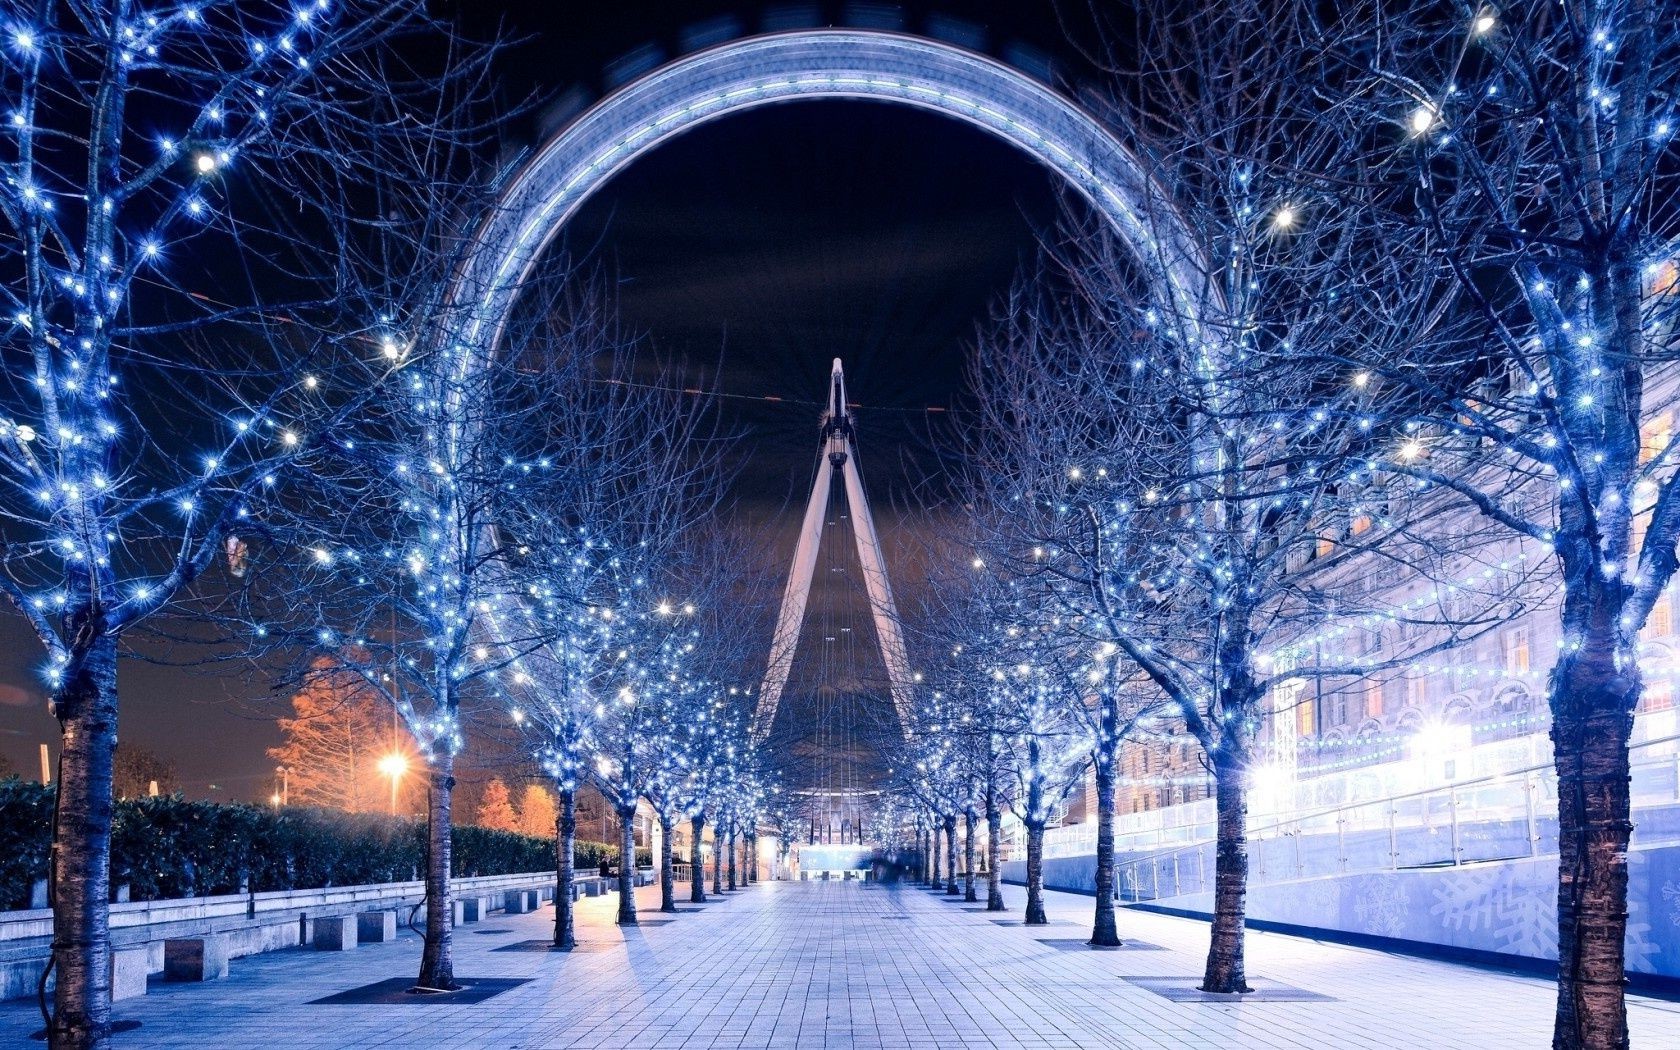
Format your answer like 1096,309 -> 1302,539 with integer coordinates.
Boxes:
451,28 -> 1208,362
799,842 -> 873,881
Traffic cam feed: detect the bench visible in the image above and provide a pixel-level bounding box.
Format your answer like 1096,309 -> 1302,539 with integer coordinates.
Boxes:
357,910 -> 397,943
164,936 -> 229,981
110,946 -> 148,1001
311,915 -> 357,951
503,889 -> 538,914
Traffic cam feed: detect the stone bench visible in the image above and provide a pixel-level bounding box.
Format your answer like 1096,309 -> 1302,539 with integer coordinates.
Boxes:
110,946 -> 148,1001
502,889 -> 538,914
164,936 -> 229,982
357,910 -> 397,944
311,915 -> 357,951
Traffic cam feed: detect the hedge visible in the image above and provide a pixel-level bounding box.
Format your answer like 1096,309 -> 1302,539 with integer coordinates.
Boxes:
0,777 -> 624,909
571,841 -> 654,872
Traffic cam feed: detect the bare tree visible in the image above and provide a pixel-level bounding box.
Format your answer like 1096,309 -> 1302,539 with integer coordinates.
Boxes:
109,744 -> 175,801
494,276 -> 734,935
1313,3 -> 1680,1043
963,0 -> 1526,989
0,3 -> 486,1042
267,657 -> 390,813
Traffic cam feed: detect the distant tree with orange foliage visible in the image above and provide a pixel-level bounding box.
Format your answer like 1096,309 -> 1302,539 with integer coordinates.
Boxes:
517,784 -> 557,840
268,657 -> 395,813
476,777 -> 519,832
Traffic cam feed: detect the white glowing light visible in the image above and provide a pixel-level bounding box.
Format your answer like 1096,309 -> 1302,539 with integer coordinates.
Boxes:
1410,105 -> 1438,136
194,152 -> 217,174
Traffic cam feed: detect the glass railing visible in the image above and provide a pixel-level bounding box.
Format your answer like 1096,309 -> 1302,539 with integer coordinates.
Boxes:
1109,730 -> 1679,901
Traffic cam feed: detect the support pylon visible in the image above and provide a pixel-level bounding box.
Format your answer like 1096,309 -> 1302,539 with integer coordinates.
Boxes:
753,359 -> 913,740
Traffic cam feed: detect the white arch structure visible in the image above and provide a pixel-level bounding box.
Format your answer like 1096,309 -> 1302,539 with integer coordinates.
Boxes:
453,28 -> 1212,737
453,29 -> 1205,354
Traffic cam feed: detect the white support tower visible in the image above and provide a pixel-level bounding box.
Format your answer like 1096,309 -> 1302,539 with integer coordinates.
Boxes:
754,359 -> 914,740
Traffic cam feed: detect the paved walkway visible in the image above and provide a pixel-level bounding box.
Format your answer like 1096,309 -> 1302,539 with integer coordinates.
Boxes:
3,879 -> 1678,1048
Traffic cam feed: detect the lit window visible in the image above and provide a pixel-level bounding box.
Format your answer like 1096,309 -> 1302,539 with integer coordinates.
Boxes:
1640,413 -> 1672,465
1407,674 -> 1429,707
1502,625 -> 1531,675
1649,593 -> 1673,638
1639,680 -> 1673,713
1650,260 -> 1678,297
1364,679 -> 1385,719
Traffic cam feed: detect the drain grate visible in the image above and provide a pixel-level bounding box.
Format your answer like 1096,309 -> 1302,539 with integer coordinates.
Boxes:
309,977 -> 530,1005
991,919 -> 1077,927
493,939 -> 617,953
1125,977 -> 1336,1002
1034,938 -> 1166,951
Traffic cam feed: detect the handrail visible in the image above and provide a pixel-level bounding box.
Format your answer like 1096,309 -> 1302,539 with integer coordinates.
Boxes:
1113,730 -> 1680,888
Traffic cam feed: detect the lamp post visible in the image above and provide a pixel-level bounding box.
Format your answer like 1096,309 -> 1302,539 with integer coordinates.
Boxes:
274,765 -> 290,807
378,753 -> 407,816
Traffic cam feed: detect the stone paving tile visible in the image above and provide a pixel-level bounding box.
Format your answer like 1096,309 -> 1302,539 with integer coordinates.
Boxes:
3,879 -> 1678,1048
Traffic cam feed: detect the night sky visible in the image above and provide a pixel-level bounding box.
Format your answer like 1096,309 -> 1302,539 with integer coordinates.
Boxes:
0,0 -> 1091,796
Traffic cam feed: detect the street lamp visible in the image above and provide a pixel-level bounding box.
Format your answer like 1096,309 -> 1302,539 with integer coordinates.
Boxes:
378,753 -> 407,816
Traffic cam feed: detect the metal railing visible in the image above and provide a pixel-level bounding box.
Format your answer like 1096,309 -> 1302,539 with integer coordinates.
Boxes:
1116,731 -> 1680,902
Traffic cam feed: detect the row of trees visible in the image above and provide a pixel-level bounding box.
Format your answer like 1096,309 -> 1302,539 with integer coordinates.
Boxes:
0,4 -> 780,1046
474,778 -> 554,839
892,4 -> 1679,1049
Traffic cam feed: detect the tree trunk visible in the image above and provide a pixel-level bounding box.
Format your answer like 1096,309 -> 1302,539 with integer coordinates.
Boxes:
986,797 -> 1005,911
616,803 -> 637,925
712,823 -> 723,895
658,813 -> 676,913
1550,621 -> 1637,1050
48,635 -> 119,1050
417,754 -> 457,989
930,819 -> 942,888
1201,747 -> 1251,993
1091,733 -> 1121,947
963,809 -> 978,903
554,788 -> 576,949
944,815 -> 959,894
726,823 -> 737,890
1024,818 -> 1047,925
689,814 -> 707,903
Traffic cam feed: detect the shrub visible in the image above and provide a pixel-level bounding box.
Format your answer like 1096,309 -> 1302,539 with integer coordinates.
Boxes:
572,839 -> 614,871
0,778 -> 53,909
0,781 -> 558,908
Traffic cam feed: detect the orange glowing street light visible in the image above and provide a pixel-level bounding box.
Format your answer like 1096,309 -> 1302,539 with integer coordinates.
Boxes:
378,753 -> 408,816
